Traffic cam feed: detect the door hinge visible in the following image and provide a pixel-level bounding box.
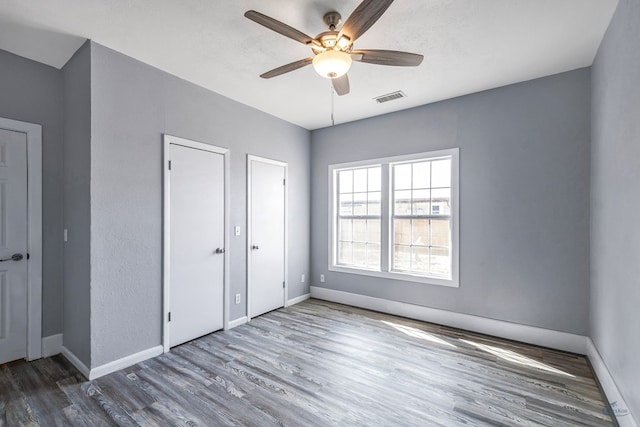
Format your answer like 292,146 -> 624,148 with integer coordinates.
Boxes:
168,160 -> 172,170
283,178 -> 286,186
283,281 -> 285,288
27,253 -> 30,260
168,312 -> 171,322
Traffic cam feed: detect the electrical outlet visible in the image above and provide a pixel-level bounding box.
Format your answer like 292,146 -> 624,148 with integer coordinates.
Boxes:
301,274 -> 305,283
320,274 -> 325,283
235,294 -> 241,304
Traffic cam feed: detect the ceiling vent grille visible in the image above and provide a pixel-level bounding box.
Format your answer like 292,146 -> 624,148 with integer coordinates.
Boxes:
374,91 -> 406,104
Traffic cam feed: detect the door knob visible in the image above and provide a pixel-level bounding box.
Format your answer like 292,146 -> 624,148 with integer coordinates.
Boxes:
0,253 -> 23,262
214,248 -> 225,254
251,245 -> 259,250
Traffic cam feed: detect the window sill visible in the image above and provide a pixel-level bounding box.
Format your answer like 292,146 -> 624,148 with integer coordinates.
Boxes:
328,265 -> 459,288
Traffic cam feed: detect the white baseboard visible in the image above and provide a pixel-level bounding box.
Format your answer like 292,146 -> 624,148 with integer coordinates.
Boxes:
89,346 -> 163,380
310,286 -> 587,354
587,339 -> 638,426
42,334 -> 63,357
61,346 -> 90,379
227,316 -> 248,329
286,292 -> 310,307
62,344 -> 163,381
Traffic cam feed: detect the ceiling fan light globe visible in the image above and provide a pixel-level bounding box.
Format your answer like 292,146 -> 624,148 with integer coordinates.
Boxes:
312,50 -> 352,79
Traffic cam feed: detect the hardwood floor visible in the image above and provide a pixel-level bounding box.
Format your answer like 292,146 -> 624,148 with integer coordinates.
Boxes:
1,299 -> 613,426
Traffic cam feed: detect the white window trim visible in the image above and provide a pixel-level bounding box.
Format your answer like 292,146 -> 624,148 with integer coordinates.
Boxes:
328,148 -> 459,288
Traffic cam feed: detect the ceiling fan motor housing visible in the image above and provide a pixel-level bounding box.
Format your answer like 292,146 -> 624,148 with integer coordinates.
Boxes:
312,31 -> 353,54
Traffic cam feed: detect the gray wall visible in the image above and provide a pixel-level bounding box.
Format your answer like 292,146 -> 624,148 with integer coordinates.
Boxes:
88,43 -> 310,367
0,49 -> 64,337
311,69 -> 591,335
591,0 -> 640,419
62,41 -> 92,366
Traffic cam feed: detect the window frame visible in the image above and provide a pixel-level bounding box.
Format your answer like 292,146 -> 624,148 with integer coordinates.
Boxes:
328,148 -> 459,288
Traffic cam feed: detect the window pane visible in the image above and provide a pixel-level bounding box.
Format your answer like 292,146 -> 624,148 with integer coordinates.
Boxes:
413,162 -> 430,189
412,219 -> 429,246
368,167 -> 381,192
339,170 -> 352,193
339,193 -> 353,215
431,219 -> 450,247
432,159 -> 451,188
367,219 -> 380,243
430,246 -> 450,275
412,189 -> 429,215
339,219 -> 352,241
394,245 -> 411,271
353,169 -> 368,192
353,219 -> 367,242
431,188 -> 451,215
352,242 -> 366,267
394,190 -> 411,214
412,246 -> 429,273
367,243 -> 380,269
338,242 -> 352,265
368,191 -> 381,215
394,164 -> 412,190
394,219 -> 411,245
353,192 -> 367,215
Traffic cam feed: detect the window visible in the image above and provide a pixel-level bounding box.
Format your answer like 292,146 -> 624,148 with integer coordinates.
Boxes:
329,148 -> 459,287
336,166 -> 381,269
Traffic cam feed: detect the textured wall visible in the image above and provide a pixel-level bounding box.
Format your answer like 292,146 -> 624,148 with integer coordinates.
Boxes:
591,0 -> 640,420
311,69 -> 591,335
89,43 -> 310,367
0,49 -> 64,337
61,41 -> 92,366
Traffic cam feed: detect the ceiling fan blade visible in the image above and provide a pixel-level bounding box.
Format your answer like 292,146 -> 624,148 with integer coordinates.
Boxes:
352,49 -> 424,66
245,10 -> 315,45
338,0 -> 394,42
260,57 -> 314,79
332,74 -> 350,96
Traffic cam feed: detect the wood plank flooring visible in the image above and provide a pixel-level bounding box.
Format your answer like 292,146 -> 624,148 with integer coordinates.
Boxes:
1,299 -> 614,426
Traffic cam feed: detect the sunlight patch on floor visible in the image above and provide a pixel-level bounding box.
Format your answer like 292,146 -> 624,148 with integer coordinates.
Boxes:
381,321 -> 457,348
460,339 -> 575,378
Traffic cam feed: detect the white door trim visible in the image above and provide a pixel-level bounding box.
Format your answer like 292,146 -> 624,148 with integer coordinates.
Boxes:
246,155 -> 288,320
0,117 -> 42,361
162,134 -> 230,353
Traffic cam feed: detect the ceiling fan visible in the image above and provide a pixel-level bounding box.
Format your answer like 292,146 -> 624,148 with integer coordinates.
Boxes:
244,0 -> 424,96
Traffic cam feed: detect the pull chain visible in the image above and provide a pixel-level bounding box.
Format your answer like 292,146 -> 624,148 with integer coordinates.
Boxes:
331,84 -> 335,126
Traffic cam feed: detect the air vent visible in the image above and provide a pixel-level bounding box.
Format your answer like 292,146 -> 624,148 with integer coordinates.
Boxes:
374,91 -> 406,104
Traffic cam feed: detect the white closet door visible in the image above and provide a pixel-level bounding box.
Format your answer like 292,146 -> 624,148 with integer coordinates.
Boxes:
249,157 -> 286,318
0,128 -> 28,364
169,143 -> 225,347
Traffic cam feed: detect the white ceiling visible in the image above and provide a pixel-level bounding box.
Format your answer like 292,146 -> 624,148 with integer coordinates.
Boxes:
0,0 -> 618,130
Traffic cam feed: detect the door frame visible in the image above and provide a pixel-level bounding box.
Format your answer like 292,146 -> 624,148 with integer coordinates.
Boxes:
0,117 -> 42,361
246,155 -> 288,320
162,134 -> 230,353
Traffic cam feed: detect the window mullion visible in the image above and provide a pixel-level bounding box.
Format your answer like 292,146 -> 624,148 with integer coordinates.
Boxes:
380,163 -> 390,273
